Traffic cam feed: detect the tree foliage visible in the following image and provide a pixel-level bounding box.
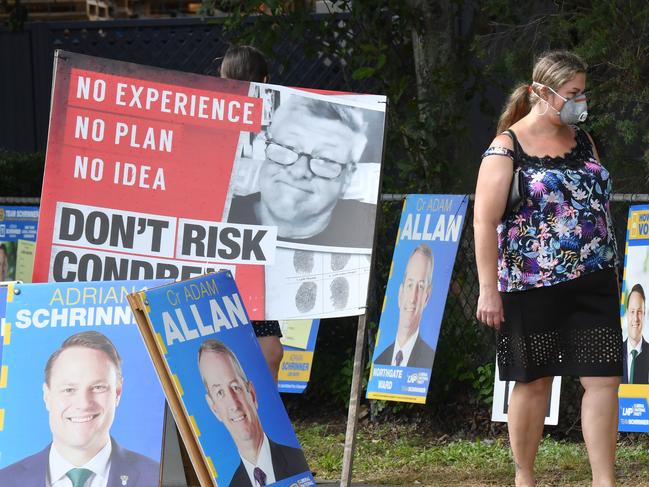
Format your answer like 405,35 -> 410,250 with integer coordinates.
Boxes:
216,0 -> 476,194
214,0 -> 649,194
196,1 -> 649,427
472,0 -> 649,191
0,151 -> 44,196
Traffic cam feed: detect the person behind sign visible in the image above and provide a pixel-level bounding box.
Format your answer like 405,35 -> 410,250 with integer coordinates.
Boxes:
623,283 -> 649,385
375,244 -> 435,369
227,94 -> 376,249
219,44 -> 269,83
0,331 -> 159,487
474,50 -> 622,487
198,339 -> 309,486
214,44 -> 284,384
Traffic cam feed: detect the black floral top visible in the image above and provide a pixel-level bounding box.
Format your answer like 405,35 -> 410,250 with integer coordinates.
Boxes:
497,126 -> 618,292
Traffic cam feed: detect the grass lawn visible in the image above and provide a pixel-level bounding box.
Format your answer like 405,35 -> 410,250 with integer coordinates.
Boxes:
295,421 -> 649,486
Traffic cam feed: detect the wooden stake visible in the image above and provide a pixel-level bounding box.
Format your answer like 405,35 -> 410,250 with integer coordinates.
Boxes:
340,313 -> 368,487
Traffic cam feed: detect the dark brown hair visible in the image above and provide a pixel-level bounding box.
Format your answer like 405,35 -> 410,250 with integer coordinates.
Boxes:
219,45 -> 269,83
44,331 -> 122,385
627,283 -> 646,310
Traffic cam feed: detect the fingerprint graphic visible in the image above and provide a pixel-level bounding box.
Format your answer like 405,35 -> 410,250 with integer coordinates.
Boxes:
330,253 -> 351,271
295,282 -> 317,312
329,276 -> 350,309
293,250 -> 315,273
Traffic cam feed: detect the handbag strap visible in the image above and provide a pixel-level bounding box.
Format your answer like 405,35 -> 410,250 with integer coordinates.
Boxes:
503,129 -> 521,169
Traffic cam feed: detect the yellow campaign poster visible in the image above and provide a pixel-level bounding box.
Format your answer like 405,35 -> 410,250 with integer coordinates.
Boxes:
0,206 -> 38,282
15,240 -> 36,283
279,319 -> 312,349
278,319 -> 320,394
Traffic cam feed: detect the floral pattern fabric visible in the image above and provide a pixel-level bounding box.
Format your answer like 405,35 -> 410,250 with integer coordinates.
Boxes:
497,127 -> 618,292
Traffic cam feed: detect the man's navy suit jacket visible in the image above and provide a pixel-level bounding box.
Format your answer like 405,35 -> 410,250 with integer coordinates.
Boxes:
623,338 -> 649,384
228,438 -> 310,486
0,438 -> 160,487
374,334 -> 436,369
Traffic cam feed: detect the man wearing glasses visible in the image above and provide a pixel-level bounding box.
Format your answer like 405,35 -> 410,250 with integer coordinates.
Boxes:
227,95 -> 376,249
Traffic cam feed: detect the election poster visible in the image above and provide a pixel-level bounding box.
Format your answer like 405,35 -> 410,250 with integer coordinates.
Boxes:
0,280 -> 167,485
367,195 -> 468,404
34,50 -> 387,320
0,286 -> 6,365
278,319 -> 321,394
618,205 -> 649,432
0,206 -> 38,282
491,363 -> 561,425
128,271 -> 314,487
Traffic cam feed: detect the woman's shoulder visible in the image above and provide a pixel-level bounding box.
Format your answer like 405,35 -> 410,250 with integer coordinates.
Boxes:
486,131 -> 515,150
481,132 -> 516,162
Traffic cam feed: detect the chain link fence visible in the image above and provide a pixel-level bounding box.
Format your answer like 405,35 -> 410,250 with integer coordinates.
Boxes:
1,15 -> 377,153
421,196 -> 649,407
294,195 -> 649,424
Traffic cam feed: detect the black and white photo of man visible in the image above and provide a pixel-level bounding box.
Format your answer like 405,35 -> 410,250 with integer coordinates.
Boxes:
227,94 -> 382,250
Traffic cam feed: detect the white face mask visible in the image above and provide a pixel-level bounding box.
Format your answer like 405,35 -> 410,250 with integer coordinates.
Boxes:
531,81 -> 588,124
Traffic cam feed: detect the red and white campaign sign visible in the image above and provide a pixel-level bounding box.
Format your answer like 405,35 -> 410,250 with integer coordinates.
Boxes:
34,51 -> 387,320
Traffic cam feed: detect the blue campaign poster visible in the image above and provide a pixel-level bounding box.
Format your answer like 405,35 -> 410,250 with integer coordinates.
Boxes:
367,195 -> 468,403
140,272 -> 314,487
0,206 -> 38,282
278,319 -> 321,394
0,287 -> 7,365
618,204 -> 649,432
0,280 -> 166,481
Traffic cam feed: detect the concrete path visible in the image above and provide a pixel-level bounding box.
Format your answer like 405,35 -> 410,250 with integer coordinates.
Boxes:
316,481 -> 395,486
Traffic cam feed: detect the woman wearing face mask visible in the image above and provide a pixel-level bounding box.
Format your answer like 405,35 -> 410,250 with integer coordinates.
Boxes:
474,50 -> 622,487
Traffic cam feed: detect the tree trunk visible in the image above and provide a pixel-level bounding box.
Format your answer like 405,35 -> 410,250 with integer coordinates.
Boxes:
407,0 -> 457,112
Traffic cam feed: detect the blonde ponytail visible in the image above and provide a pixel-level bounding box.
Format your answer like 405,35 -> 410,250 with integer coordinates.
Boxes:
496,83 -> 531,134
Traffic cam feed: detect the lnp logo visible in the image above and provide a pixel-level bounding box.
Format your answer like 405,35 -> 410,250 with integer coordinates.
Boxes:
622,403 -> 646,417
120,475 -> 129,486
416,372 -> 429,384
407,372 -> 429,385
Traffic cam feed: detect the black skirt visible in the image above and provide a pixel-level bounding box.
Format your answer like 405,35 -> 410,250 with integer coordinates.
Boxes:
252,320 -> 282,338
497,268 -> 623,383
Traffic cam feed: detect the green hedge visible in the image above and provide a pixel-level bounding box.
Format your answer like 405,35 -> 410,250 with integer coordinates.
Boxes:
0,151 -> 44,197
